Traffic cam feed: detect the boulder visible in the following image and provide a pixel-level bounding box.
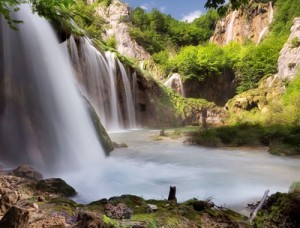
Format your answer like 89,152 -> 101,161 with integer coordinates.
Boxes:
36,178 -> 76,197
12,165 -> 43,181
0,188 -> 19,213
30,216 -> 67,228
104,203 -> 133,219
0,206 -> 29,227
113,142 -> 128,148
74,212 -> 104,228
147,204 -> 157,212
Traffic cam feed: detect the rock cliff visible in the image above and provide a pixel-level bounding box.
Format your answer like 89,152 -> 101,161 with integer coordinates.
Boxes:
226,17 -> 300,114
274,17 -> 300,82
94,0 -> 151,60
211,1 -> 274,45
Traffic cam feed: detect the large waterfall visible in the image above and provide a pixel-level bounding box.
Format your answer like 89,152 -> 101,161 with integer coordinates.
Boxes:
0,5 -> 104,173
68,36 -> 137,131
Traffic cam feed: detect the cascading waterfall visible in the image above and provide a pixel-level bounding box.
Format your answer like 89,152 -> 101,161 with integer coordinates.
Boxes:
164,73 -> 185,97
226,10 -> 237,44
68,36 -> 137,131
268,1 -> 274,24
256,1 -> 274,45
0,5 -> 104,173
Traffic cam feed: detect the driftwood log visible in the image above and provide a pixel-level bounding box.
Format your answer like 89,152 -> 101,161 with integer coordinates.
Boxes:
249,190 -> 269,223
168,186 -> 177,202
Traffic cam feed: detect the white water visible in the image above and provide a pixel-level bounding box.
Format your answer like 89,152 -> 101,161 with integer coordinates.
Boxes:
257,27 -> 268,45
256,2 -> 274,45
0,5 -> 104,173
164,73 -> 185,97
68,37 -> 137,131
63,130 -> 300,213
226,10 -> 237,44
268,1 -> 274,24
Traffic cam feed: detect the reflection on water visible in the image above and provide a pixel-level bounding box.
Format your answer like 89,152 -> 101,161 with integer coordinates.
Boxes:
62,130 -> 300,212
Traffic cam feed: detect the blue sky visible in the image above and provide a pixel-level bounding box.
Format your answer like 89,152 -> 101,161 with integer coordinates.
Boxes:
123,0 -> 208,22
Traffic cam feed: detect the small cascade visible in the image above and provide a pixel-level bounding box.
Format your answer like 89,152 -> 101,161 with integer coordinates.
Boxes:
257,27 -> 268,45
164,73 -> 185,97
226,10 -> 237,44
68,36 -> 137,131
268,1 -> 274,24
0,5 -> 104,173
257,1 -> 274,45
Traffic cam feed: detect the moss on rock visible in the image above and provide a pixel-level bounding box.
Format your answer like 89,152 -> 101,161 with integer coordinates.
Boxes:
36,178 -> 76,197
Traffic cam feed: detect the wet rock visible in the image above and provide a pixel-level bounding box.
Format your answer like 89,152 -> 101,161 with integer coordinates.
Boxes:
36,178 -> 76,197
147,204 -> 157,212
0,206 -> 29,227
0,188 -> 19,213
74,212 -> 105,228
12,165 -> 43,181
84,96 -> 114,155
113,142 -> 128,148
30,216 -> 67,228
191,200 -> 214,212
104,203 -> 133,219
160,129 -> 166,136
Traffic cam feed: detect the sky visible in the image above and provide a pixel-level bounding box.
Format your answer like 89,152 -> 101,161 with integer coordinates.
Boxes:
123,0 -> 208,22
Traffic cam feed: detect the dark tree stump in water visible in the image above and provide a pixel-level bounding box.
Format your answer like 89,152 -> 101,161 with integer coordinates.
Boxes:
168,186 -> 177,202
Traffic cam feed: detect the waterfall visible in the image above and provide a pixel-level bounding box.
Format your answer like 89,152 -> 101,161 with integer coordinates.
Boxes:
257,2 -> 274,45
268,1 -> 274,24
164,73 -> 185,97
226,10 -> 237,44
68,36 -> 137,131
257,27 -> 268,45
0,5 -> 104,173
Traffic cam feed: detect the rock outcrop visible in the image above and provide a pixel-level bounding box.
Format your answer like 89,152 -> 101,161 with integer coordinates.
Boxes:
95,0 -> 151,60
275,17 -> 300,82
226,17 -> 300,114
183,70 -> 237,106
211,1 -> 274,45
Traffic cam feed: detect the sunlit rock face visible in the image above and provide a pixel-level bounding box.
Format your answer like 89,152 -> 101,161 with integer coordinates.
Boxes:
95,0 -> 151,60
210,1 -> 274,45
275,18 -> 300,81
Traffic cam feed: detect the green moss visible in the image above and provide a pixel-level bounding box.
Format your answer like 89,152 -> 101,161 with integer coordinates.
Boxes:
36,178 -> 77,197
102,214 -> 118,226
83,96 -> 114,155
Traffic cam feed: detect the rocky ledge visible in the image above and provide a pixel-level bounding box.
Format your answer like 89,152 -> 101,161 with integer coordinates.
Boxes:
0,165 -> 299,227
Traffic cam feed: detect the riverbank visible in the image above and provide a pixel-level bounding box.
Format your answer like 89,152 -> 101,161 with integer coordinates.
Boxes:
0,165 -> 299,227
183,123 -> 300,156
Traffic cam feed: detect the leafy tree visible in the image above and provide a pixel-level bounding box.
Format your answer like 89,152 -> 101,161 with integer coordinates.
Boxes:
0,0 -> 25,29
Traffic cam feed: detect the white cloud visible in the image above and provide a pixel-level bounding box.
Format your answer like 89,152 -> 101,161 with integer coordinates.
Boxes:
181,10 -> 202,23
159,6 -> 166,13
140,5 -> 148,10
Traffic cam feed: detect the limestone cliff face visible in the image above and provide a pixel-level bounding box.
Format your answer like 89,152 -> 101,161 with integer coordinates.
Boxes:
211,1 -> 274,45
275,17 -> 300,82
95,0 -> 151,60
226,18 -> 300,113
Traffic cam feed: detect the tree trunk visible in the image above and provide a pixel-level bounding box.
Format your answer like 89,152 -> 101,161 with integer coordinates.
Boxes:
168,186 -> 177,202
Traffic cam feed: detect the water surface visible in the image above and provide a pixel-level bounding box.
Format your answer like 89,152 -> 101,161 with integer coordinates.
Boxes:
63,129 -> 300,212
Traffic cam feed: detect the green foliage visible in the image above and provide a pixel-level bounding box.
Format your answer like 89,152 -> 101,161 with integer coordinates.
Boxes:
271,0 -> 300,38
0,0 -> 25,29
190,123 -> 300,154
291,37 -> 300,48
105,36 -> 117,49
70,0 -> 105,39
129,7 -> 219,54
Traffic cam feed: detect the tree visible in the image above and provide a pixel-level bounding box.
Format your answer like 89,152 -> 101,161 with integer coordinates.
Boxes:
0,0 -> 73,29
0,0 -> 24,29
